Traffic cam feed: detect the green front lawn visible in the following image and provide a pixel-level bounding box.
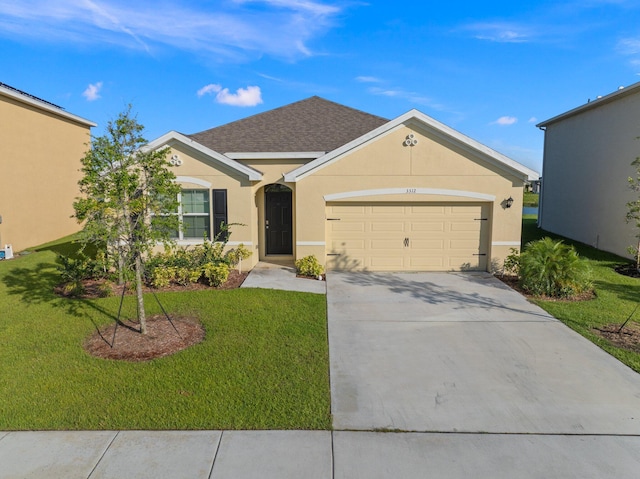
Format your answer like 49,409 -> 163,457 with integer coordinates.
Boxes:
0,238 -> 330,430
520,219 -> 640,373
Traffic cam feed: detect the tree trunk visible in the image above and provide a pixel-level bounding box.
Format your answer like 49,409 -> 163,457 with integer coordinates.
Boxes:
134,252 -> 147,334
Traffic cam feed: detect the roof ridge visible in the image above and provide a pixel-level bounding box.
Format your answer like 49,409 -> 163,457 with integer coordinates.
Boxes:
186,96 -> 390,153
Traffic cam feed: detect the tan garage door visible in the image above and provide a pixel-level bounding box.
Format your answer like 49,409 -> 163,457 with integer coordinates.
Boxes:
326,202 -> 490,271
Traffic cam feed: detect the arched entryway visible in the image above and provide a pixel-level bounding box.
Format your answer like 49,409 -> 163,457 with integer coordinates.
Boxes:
265,184 -> 293,255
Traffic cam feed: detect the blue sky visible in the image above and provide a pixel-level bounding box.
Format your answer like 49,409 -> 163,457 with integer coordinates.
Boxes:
2,0 -> 640,173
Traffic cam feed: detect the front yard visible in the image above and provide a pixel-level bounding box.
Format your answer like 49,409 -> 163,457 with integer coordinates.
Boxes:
3,218 -> 640,432
0,237 -> 331,430
520,218 -> 640,373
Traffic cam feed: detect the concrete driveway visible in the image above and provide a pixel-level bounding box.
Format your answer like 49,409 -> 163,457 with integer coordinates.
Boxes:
328,271 -> 640,434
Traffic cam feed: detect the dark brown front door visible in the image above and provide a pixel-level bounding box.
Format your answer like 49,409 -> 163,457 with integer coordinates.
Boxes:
265,185 -> 292,255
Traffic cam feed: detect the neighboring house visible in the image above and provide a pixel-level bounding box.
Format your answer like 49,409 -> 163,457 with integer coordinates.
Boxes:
537,82 -> 640,259
0,82 -> 95,253
147,96 -> 538,272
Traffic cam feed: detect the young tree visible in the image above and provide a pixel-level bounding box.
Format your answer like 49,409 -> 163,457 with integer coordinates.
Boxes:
627,156 -> 640,270
74,106 -> 180,334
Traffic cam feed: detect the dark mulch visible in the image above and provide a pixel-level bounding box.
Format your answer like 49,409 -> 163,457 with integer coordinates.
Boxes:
84,314 -> 205,361
56,270 -> 248,300
593,323 -> 640,353
615,264 -> 640,278
495,275 -> 595,302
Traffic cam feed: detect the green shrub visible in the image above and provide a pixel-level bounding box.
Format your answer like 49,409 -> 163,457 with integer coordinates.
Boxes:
202,262 -> 230,287
502,247 -> 520,277
519,237 -> 592,298
226,244 -> 252,272
56,254 -> 102,296
295,255 -> 324,277
150,266 -> 173,288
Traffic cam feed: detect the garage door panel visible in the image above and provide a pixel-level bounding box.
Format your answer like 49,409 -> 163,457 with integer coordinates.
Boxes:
370,257 -> 405,268
331,239 -> 366,250
370,239 -> 404,250
332,222 -> 366,232
410,239 -> 445,250
450,222 -> 481,232
371,221 -> 405,232
410,205 -> 446,215
327,202 -> 489,272
409,256 -> 445,267
334,205 -> 367,215
410,222 -> 445,232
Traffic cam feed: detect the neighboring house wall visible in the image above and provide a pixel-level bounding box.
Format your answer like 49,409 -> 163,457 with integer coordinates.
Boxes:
0,85 -> 95,252
539,84 -> 640,258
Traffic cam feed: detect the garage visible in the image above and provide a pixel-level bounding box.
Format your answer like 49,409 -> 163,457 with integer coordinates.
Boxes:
326,202 -> 490,271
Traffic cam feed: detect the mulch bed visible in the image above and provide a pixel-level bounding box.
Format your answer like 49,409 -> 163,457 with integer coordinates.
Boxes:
59,270 -> 247,361
592,323 -> 640,353
496,275 -> 595,302
55,270 -> 248,299
615,264 -> 640,278
84,315 -> 205,361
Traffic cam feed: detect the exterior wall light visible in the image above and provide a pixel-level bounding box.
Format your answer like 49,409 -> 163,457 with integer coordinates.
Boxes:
505,196 -> 514,208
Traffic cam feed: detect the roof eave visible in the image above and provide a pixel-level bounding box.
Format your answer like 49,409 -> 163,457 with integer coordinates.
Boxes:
0,85 -> 96,128
537,81 -> 640,128
144,131 -> 263,181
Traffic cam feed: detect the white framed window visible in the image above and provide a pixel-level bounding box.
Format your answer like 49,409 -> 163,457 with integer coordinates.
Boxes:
176,189 -> 210,240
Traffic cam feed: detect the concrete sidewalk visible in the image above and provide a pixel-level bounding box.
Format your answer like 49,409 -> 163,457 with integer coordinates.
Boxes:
241,261 -> 326,294
2,430 -> 640,478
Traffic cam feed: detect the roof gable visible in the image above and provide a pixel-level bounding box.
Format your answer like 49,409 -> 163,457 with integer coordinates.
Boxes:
285,110 -> 539,182
188,96 -> 388,153
144,131 -> 262,181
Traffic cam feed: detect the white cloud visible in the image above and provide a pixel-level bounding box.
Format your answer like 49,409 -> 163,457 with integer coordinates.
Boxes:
82,81 -> 103,101
492,116 -> 518,126
216,86 -> 263,106
528,117 -> 538,123
198,83 -> 263,106
462,22 -> 532,43
367,86 -> 450,112
0,0 -> 345,60
355,76 -> 383,83
197,84 -> 222,97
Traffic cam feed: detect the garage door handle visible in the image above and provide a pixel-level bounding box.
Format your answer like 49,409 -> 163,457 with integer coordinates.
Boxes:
404,237 -> 409,247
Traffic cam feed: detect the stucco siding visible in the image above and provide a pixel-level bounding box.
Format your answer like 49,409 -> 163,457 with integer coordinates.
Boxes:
539,92 -> 640,258
295,124 -> 524,271
0,94 -> 92,252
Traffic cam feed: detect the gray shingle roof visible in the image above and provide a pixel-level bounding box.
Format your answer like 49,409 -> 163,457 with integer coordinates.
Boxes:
187,96 -> 389,153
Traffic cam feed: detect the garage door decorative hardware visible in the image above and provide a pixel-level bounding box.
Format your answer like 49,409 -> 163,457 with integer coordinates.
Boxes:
474,218 -> 488,221
327,253 -> 341,256
473,253 -> 487,256
403,237 -> 410,247
326,218 -> 341,221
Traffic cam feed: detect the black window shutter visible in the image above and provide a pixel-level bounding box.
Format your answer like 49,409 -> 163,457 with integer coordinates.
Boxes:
212,189 -> 228,239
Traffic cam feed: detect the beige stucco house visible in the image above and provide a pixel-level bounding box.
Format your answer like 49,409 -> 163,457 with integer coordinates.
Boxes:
537,82 -> 640,259
0,82 -> 95,253
147,97 -> 538,272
